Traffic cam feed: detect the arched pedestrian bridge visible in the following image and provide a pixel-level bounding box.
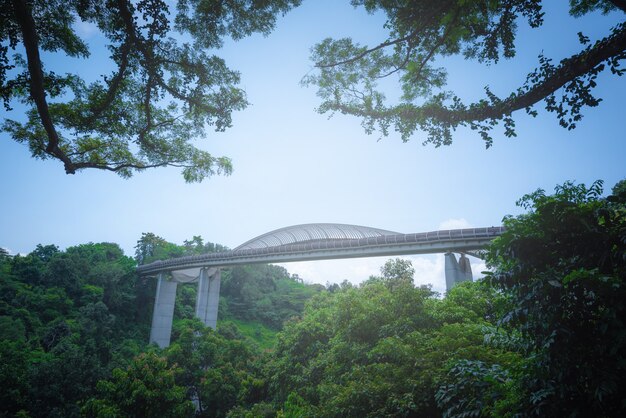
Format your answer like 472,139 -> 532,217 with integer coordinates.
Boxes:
139,223 -> 504,347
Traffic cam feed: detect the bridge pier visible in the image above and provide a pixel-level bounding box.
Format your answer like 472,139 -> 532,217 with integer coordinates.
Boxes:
444,252 -> 473,292
195,267 -> 221,329
149,273 -> 178,348
149,268 -> 222,348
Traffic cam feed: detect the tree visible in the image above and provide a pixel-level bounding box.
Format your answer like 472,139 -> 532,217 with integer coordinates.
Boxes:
134,232 -> 182,264
82,352 -> 194,417
379,257 -> 415,289
165,320 -> 262,418
0,247 -> 10,260
0,240 -> 159,417
266,276 -> 514,417
2,0 -> 300,181
485,179 -> 626,416
304,1 -> 626,147
0,340 -> 30,416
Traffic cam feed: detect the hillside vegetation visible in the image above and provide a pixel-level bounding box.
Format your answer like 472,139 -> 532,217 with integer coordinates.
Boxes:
1,179 -> 625,417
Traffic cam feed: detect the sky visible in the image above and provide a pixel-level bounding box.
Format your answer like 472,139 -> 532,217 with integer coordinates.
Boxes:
1,1 -> 625,293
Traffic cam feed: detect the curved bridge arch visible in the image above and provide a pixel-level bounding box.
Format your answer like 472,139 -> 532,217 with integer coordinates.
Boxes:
235,223 -> 400,250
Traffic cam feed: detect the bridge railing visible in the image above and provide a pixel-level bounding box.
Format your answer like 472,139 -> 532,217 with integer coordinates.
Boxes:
136,227 -> 505,276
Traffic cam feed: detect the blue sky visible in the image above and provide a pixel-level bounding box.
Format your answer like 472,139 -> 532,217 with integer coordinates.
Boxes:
1,1 -> 624,292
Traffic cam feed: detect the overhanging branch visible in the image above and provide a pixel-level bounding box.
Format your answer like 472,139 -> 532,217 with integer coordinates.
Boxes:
422,24 -> 626,124
11,0 -> 76,173
336,24 -> 626,128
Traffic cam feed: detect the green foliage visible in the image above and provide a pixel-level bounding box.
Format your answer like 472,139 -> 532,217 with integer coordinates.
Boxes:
5,185 -> 625,417
28,338 -> 106,417
1,235 -> 292,417
436,359 -> 514,418
220,264 -> 323,329
0,340 -> 30,416
165,319 -> 266,418
485,179 -> 626,416
135,232 -> 185,265
135,232 -> 229,265
374,257 -> 416,290
224,319 -> 279,351
305,1 -> 626,146
2,0 -> 301,180
82,352 -> 194,417
0,241 -> 152,417
266,269 -> 514,417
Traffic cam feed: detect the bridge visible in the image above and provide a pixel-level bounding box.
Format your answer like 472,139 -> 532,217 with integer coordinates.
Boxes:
137,223 -> 504,347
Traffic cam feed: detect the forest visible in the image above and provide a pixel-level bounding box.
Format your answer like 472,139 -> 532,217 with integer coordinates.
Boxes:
1,179 -> 625,417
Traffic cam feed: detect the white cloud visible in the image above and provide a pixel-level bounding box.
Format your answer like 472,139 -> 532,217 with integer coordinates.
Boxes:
438,218 -> 473,230
73,19 -> 100,39
410,255 -> 445,293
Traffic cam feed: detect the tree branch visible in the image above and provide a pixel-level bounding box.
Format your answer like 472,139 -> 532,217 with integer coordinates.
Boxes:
115,0 -> 208,117
72,157 -> 202,173
342,24 -> 626,128
428,24 -> 626,123
316,4 -> 453,69
11,0 -> 76,173
408,10 -> 460,82
315,30 -> 419,68
89,40 -> 131,119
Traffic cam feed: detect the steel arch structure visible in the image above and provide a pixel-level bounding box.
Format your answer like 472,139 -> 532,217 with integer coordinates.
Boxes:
234,223 -> 400,250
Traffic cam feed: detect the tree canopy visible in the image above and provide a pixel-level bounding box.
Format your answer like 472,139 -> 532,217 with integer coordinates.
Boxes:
1,0 -> 300,181
1,181 -> 625,416
304,0 -> 626,147
483,179 -> 626,416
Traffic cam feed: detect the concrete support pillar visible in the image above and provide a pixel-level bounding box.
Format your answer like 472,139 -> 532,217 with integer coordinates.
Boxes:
458,254 -> 473,283
195,267 -> 221,329
445,252 -> 473,292
149,273 -> 178,348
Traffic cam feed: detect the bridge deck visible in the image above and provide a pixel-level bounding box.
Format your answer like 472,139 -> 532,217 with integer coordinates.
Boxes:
137,227 -> 504,276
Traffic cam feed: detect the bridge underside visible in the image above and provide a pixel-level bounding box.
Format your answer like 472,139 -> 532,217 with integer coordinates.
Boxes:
141,225 -> 503,347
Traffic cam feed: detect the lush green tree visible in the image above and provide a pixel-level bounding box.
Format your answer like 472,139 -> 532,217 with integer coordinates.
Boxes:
0,247 -> 10,260
483,179 -> 626,416
304,1 -> 626,147
82,352 -> 194,417
135,232 -> 184,265
183,235 -> 228,255
367,257 -> 416,289
165,320 -> 263,418
0,340 -> 30,417
266,265 -> 515,417
0,241 -> 155,417
2,0 -> 300,181
28,338 -> 106,418
435,358 -> 519,418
